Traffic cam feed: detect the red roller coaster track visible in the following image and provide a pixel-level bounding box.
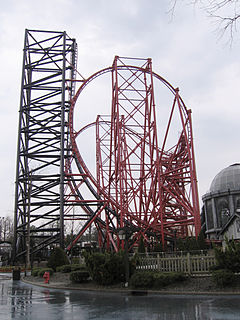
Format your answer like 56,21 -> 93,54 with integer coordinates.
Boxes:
66,56 -> 201,252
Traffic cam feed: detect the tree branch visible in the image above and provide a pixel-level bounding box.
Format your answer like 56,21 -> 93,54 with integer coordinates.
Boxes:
169,0 -> 240,43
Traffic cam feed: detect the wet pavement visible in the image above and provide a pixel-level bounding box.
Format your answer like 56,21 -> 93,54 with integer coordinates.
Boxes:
1,273 -> 240,319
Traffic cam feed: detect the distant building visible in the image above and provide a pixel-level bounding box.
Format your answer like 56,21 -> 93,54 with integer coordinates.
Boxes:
202,163 -> 240,241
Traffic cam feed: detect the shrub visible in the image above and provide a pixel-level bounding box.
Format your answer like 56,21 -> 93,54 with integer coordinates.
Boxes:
84,252 -> 106,284
153,242 -> 163,253
152,273 -> 169,287
103,253 -> 125,285
47,247 -> 69,271
214,238 -> 240,272
209,264 -> 222,272
130,271 -> 154,289
70,270 -> 90,283
176,231 -> 207,251
37,268 -> 54,277
153,272 -> 186,288
56,265 -> 72,273
56,264 -> 86,273
212,269 -> 235,287
83,251 -> 134,285
169,272 -> 186,282
70,264 -> 86,272
72,257 -> 80,265
130,271 -> 186,289
31,267 -> 42,277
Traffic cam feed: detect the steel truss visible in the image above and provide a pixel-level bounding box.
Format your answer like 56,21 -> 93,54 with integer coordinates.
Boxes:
67,56 -> 201,252
13,29 -> 201,258
13,29 -> 77,262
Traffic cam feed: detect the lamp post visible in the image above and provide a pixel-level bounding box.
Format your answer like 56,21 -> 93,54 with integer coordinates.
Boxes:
118,228 -> 130,287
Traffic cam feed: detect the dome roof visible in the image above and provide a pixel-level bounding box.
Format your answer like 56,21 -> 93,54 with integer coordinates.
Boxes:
210,163 -> 240,193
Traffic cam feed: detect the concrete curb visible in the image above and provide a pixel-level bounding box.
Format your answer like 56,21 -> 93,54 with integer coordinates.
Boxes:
21,277 -> 240,296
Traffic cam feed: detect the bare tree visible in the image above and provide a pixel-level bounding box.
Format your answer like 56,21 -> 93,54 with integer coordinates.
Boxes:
0,216 -> 14,242
169,0 -> 240,43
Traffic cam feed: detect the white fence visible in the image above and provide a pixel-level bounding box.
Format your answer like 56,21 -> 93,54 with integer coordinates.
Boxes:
137,253 -> 216,275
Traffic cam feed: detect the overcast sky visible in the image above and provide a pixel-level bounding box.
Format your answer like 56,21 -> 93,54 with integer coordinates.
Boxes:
0,0 -> 239,218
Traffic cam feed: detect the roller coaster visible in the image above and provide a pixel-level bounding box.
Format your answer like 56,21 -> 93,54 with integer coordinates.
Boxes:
12,30 -> 201,262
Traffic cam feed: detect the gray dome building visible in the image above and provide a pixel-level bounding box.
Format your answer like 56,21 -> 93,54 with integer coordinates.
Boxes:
202,164 -> 240,240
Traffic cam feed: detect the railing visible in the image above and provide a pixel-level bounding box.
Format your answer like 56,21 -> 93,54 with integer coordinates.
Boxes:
137,253 -> 216,275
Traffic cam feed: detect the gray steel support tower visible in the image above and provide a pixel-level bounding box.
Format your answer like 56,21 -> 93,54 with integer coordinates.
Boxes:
13,29 -> 77,263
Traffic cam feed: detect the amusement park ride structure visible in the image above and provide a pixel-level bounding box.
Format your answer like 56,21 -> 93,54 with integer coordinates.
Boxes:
13,30 -> 201,263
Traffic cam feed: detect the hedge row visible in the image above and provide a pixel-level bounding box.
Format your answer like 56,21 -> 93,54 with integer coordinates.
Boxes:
130,269 -> 236,289
70,270 -> 90,283
211,269 -> 235,287
56,264 -> 86,273
130,271 -> 186,289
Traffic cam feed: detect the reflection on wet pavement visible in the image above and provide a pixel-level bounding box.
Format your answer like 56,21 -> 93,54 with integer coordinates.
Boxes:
0,273 -> 240,319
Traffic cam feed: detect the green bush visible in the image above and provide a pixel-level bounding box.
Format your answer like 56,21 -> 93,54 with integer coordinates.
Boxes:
56,264 -> 72,273
169,272 -> 186,282
153,272 -> 185,288
153,242 -> 163,252
31,267 -> 42,277
84,252 -> 106,284
56,264 -> 86,273
102,253 -> 125,285
37,268 -> 54,277
70,270 -> 90,283
176,231 -> 208,251
152,273 -> 169,287
47,247 -> 69,271
130,271 -> 154,289
70,264 -> 86,272
209,264 -> 222,272
71,257 -> 80,264
214,238 -> 240,272
130,271 -> 186,289
83,251 -> 134,285
212,269 -> 235,287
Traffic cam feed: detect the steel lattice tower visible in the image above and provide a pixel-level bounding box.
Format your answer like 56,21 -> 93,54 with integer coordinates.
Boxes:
13,29 -> 77,262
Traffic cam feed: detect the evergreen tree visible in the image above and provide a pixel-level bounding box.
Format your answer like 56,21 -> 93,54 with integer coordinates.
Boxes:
47,247 -> 69,271
138,236 -> 145,254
